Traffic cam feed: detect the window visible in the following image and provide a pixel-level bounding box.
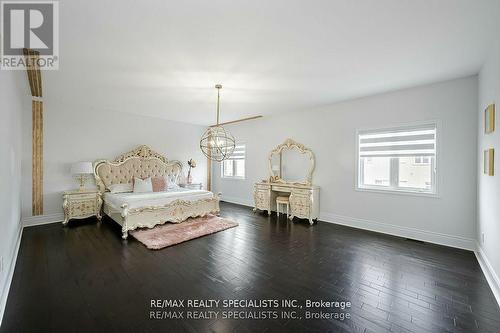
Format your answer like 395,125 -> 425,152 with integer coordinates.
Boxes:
414,156 -> 430,165
221,143 -> 246,179
357,123 -> 437,195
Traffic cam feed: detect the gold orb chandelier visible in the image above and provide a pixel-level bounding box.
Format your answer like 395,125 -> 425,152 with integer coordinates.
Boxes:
200,84 -> 236,162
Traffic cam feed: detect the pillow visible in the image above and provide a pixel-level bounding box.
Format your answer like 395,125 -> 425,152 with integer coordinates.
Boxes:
151,176 -> 167,192
164,176 -> 180,190
133,177 -> 153,193
177,173 -> 187,186
108,183 -> 133,194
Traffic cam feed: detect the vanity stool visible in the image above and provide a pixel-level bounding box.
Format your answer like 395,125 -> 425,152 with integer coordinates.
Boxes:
276,196 -> 290,218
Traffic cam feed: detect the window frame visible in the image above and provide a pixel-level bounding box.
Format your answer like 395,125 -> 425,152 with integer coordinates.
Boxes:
221,143 -> 246,180
355,121 -> 440,198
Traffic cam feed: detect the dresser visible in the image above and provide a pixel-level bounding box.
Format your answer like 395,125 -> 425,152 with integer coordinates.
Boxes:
62,190 -> 103,225
254,182 -> 319,224
253,138 -> 320,225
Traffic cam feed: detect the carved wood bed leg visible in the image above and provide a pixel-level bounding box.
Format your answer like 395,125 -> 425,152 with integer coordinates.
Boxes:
96,192 -> 103,222
121,203 -> 129,240
62,196 -> 69,226
215,192 -> 222,216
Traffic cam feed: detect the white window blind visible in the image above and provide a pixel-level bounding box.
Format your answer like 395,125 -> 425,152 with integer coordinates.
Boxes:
359,125 -> 436,158
357,123 -> 437,195
231,144 -> 246,160
221,143 -> 246,179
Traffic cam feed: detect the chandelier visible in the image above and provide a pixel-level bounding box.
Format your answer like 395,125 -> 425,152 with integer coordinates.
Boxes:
200,84 -> 236,161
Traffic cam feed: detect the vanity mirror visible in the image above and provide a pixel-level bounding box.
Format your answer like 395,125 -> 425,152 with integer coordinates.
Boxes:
268,138 -> 315,185
255,138 -> 319,224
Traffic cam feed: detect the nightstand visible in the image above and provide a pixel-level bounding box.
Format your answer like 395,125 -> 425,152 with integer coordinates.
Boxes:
180,183 -> 203,190
62,189 -> 102,225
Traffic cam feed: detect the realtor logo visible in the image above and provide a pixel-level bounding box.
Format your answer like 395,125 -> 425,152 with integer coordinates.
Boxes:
1,1 -> 59,70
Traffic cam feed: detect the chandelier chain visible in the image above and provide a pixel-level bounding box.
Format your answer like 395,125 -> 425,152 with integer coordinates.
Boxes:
216,86 -> 220,125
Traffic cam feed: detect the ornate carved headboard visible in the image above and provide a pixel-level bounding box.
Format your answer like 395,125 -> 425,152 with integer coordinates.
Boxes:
94,145 -> 183,193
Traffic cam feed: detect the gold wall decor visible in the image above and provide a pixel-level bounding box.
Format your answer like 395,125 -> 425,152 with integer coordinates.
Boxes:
24,48 -> 44,215
206,157 -> 212,191
206,132 -> 212,191
32,101 -> 44,214
484,148 -> 495,176
485,104 -> 495,134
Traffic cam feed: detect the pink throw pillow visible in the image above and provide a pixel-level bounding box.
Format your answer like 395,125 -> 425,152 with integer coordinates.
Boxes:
151,176 -> 167,192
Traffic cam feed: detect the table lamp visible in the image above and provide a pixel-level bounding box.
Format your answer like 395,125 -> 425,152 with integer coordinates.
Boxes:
71,162 -> 93,191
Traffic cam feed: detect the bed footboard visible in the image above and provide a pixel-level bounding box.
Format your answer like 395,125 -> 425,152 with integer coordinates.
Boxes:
119,194 -> 221,239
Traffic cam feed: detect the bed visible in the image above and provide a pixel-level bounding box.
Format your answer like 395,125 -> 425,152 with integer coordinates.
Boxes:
94,145 -> 220,239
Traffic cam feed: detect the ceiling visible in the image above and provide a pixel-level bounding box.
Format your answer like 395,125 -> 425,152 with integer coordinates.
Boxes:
46,0 -> 500,125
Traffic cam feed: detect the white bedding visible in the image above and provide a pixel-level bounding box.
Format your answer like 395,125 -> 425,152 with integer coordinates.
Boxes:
103,188 -> 214,210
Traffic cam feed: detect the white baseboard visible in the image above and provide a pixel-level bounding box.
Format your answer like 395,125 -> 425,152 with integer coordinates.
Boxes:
23,213 -> 64,227
320,212 -> 476,251
475,243 -> 500,307
218,197 -> 476,251
0,225 -> 23,328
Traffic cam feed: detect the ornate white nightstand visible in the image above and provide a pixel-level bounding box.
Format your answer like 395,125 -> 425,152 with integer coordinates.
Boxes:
62,189 -> 102,225
180,183 -> 203,190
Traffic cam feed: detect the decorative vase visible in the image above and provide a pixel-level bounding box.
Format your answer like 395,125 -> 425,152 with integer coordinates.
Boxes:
187,170 -> 193,184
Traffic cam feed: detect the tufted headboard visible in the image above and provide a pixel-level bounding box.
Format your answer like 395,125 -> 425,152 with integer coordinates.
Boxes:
94,145 -> 183,193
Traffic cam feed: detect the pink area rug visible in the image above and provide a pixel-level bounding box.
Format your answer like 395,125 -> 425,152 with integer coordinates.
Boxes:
129,214 -> 238,250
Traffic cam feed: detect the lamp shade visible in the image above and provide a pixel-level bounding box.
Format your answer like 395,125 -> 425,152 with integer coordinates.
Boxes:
71,162 -> 93,175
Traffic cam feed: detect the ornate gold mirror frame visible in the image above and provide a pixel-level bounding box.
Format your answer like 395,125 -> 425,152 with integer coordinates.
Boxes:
268,138 -> 315,186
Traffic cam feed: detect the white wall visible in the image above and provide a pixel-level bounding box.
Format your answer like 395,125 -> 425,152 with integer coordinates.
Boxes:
214,76 -> 478,249
21,99 -> 208,219
477,32 -> 500,298
0,70 -> 26,324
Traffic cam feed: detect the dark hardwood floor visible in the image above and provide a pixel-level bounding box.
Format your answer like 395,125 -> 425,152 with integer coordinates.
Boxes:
2,202 -> 499,333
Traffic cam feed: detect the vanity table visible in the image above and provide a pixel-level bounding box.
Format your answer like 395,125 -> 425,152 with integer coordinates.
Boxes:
253,139 -> 320,225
